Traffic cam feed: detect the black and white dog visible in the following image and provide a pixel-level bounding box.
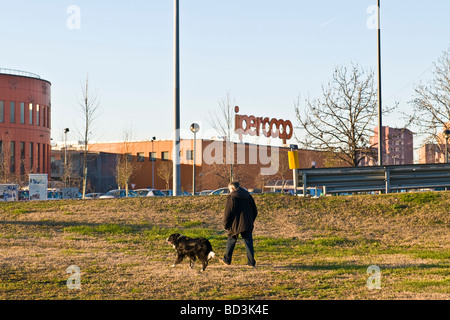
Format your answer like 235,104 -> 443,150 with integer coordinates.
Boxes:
166,233 -> 215,271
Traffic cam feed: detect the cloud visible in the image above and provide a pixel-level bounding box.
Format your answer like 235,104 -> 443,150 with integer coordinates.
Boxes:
318,15 -> 344,28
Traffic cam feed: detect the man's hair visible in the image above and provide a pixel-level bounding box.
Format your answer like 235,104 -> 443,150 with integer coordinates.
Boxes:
228,181 -> 240,189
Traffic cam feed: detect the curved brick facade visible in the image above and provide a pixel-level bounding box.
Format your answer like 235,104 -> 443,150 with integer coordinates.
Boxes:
0,70 -> 51,179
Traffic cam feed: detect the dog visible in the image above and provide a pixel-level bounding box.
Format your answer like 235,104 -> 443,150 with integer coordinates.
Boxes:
166,233 -> 215,271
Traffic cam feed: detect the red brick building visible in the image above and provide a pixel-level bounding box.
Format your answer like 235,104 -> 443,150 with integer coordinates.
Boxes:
0,69 -> 51,181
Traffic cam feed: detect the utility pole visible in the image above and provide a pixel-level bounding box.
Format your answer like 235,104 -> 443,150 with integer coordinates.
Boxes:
377,0 -> 383,166
173,0 -> 181,196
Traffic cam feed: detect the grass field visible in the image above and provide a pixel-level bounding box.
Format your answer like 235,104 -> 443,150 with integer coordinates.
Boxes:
0,192 -> 449,300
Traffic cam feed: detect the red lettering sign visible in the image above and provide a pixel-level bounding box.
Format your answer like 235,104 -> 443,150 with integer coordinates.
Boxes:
234,106 -> 293,144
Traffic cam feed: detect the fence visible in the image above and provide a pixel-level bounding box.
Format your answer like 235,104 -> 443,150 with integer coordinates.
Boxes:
298,163 -> 450,195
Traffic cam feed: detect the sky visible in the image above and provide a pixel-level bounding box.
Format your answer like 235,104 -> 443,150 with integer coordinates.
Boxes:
1,0 -> 449,149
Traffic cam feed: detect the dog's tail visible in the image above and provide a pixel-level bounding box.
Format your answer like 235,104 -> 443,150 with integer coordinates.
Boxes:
207,251 -> 215,260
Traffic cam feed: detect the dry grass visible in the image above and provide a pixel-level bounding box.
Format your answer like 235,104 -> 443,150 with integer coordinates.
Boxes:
0,192 -> 449,300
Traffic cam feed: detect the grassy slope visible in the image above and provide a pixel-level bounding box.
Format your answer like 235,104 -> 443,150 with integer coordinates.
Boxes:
0,192 -> 449,300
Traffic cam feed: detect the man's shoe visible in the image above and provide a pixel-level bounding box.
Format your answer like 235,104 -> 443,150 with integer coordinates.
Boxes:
220,259 -> 231,266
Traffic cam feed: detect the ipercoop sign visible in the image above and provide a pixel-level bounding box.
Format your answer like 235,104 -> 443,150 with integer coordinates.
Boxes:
234,106 -> 293,144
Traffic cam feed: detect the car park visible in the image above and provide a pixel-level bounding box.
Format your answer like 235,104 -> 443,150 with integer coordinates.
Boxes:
18,190 -> 29,201
84,193 -> 104,199
209,187 -> 229,195
47,190 -> 62,200
135,188 -> 165,197
99,189 -> 138,199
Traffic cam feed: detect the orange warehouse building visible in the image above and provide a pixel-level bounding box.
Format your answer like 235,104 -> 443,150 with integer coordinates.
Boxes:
87,139 -> 326,192
0,69 -> 51,181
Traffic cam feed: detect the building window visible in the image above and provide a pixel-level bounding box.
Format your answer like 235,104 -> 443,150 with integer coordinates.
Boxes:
37,143 -> 40,173
10,102 -> 15,123
126,153 -> 132,162
43,144 -> 46,173
137,152 -> 144,162
149,152 -> 156,161
186,150 -> 194,160
29,103 -> 33,125
0,101 -> 3,123
162,151 -> 169,161
36,104 -> 40,126
20,142 -> 25,175
10,141 -> 15,174
42,106 -> 46,127
29,142 -> 33,171
20,103 -> 25,124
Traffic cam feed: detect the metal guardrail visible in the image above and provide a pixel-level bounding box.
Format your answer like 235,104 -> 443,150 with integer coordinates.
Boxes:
298,163 -> 450,195
0,68 -> 41,79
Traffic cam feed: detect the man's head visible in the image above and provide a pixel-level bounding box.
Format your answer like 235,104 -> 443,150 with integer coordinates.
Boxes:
228,181 -> 240,193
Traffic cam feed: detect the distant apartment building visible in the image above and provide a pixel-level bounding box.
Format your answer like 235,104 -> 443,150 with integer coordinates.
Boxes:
418,123 -> 450,164
418,144 -> 446,164
362,126 -> 414,166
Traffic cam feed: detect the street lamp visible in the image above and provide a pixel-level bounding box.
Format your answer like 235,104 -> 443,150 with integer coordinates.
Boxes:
190,123 -> 200,195
444,129 -> 450,163
64,128 -> 69,186
377,0 -> 383,166
173,0 -> 181,196
151,136 -> 156,189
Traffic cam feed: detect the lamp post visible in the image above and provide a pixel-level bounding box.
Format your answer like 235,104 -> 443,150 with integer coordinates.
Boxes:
151,136 -> 156,189
444,129 -> 450,163
190,123 -> 200,195
377,0 -> 383,166
64,128 -> 69,186
173,0 -> 181,196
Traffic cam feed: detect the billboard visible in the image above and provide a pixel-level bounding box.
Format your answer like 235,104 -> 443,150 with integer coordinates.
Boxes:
0,184 -> 19,202
29,174 -> 48,201
62,187 -> 79,199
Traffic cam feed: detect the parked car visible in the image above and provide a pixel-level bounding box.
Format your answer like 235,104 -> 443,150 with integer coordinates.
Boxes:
84,193 -> 104,199
99,189 -> 138,199
209,187 -> 229,195
47,190 -> 62,200
135,188 -> 165,197
198,190 -> 212,196
18,190 -> 29,201
161,189 -> 173,196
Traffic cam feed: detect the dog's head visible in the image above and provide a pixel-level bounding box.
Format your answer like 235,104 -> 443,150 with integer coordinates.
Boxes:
166,233 -> 182,247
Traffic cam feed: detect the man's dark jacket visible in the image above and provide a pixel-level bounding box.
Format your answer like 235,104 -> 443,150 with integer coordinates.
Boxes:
223,188 -> 258,236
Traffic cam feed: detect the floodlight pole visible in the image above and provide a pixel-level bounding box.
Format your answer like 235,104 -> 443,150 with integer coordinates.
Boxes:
173,0 -> 181,196
377,0 -> 383,166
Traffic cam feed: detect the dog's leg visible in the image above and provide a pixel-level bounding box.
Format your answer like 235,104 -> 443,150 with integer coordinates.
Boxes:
201,260 -> 208,272
171,254 -> 184,268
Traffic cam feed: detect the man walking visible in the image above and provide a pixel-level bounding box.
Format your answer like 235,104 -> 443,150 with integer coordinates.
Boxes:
221,181 -> 258,267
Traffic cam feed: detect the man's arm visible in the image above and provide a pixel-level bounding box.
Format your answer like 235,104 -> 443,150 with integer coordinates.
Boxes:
250,196 -> 258,221
223,196 -> 235,230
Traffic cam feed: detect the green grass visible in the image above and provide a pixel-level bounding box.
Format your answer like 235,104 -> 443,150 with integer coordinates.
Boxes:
63,224 -> 135,235
0,192 -> 449,300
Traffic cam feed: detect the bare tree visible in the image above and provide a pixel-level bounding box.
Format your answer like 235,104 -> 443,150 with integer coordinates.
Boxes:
412,48 -> 450,157
208,90 -> 237,182
295,64 -> 394,167
114,128 -> 141,194
77,74 -> 101,198
157,161 -> 173,189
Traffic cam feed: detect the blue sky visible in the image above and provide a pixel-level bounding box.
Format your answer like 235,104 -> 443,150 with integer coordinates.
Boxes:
1,0 -> 449,147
